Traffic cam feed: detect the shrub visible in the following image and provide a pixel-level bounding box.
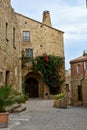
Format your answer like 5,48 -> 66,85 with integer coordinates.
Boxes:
15,94 -> 29,104
54,93 -> 65,100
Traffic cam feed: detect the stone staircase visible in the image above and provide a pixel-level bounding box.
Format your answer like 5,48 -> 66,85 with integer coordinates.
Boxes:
6,103 -> 27,113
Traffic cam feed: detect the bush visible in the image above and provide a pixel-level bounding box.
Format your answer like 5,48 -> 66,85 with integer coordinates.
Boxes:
15,94 -> 29,104
23,94 -> 29,100
54,93 -> 65,100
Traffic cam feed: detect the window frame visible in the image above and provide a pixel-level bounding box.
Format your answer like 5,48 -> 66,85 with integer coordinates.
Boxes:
6,22 -> 8,41
23,31 -> 30,42
25,48 -> 33,58
13,27 -> 16,48
25,48 -> 33,64
77,64 -> 80,75
84,61 -> 87,70
0,72 -> 3,82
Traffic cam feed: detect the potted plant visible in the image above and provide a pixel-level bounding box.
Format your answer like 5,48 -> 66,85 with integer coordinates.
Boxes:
0,85 -> 19,128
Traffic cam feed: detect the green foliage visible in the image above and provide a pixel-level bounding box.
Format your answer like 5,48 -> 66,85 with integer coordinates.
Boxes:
54,93 -> 65,100
15,95 -> 25,104
21,57 -> 31,68
15,94 -> 29,104
23,94 -> 29,100
0,85 -> 20,112
22,83 -> 29,98
32,54 -> 64,93
15,83 -> 29,104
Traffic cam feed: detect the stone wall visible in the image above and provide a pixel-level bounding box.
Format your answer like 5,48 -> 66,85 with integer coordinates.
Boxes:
16,13 -> 64,58
0,0 -> 22,92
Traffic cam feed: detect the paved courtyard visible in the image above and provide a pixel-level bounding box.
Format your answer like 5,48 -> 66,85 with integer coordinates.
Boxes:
3,99 -> 87,130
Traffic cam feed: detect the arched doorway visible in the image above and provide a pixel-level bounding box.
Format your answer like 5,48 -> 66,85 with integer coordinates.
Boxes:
25,78 -> 39,98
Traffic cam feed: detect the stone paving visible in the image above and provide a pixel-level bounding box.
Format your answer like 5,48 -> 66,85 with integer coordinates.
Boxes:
2,99 -> 87,130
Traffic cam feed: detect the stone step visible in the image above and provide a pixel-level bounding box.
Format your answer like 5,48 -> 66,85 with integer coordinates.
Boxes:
12,105 -> 27,113
6,103 -> 21,112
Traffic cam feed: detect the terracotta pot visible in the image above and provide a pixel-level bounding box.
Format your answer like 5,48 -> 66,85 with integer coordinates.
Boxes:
0,112 -> 9,128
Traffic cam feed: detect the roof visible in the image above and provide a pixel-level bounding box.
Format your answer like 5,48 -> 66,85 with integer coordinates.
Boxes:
15,12 -> 64,33
70,55 -> 87,64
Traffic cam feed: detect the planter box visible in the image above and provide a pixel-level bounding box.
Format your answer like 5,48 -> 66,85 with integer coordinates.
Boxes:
53,97 -> 67,109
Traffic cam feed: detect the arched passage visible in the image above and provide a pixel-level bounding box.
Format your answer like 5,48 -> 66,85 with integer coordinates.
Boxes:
25,78 -> 39,98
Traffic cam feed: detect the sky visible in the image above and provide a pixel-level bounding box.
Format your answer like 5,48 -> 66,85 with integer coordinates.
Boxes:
11,0 -> 87,70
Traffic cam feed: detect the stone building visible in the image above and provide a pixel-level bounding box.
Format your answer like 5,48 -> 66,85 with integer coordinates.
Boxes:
15,11 -> 65,98
0,0 -> 65,98
0,0 -> 22,92
70,52 -> 87,106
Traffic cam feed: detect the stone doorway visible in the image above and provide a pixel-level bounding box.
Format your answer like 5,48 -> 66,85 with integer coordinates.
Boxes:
78,85 -> 82,105
25,78 -> 39,98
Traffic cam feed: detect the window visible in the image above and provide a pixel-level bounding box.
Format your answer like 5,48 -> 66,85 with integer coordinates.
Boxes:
25,48 -> 33,58
84,61 -> 87,70
78,85 -> 82,101
13,27 -> 16,48
77,64 -> 80,74
6,22 -> 8,41
23,31 -> 30,42
25,48 -> 33,64
0,72 -> 3,82
5,71 -> 9,86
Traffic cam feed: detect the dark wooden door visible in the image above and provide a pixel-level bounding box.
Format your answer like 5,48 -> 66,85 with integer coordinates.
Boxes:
25,78 -> 39,98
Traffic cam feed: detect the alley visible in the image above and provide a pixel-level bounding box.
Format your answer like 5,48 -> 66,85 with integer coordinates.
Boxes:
3,99 -> 87,130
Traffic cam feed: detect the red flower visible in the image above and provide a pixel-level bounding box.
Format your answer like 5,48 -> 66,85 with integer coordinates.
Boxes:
44,56 -> 49,62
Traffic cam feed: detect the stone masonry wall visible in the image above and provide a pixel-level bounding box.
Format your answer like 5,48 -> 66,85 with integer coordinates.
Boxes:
16,13 -> 64,58
0,0 -> 22,92
71,60 -> 87,106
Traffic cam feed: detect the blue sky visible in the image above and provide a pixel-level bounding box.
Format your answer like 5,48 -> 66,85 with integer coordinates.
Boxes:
11,0 -> 87,70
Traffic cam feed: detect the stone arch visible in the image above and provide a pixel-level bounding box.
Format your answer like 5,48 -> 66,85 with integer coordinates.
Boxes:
24,71 -> 43,98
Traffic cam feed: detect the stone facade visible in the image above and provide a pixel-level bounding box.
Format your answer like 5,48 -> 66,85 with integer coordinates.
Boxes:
0,0 -> 22,92
15,11 -> 65,98
0,1 -> 65,98
70,52 -> 87,106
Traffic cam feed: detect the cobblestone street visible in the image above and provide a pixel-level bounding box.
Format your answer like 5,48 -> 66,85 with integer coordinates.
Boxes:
3,99 -> 87,130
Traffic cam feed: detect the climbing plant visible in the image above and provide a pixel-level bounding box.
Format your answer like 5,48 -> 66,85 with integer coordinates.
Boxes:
32,54 -> 64,94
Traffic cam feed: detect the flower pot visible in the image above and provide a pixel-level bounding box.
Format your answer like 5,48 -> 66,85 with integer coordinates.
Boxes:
0,112 -> 9,128
53,98 -> 67,109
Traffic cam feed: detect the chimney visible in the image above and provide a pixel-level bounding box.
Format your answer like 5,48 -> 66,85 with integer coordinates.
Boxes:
42,10 -> 52,27
83,50 -> 87,56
